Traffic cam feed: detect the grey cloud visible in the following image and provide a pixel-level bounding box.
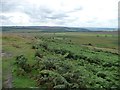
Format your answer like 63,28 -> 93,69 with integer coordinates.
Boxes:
22,5 -> 69,23
1,0 -> 23,12
0,15 -> 8,20
2,1 -> 13,12
22,6 -> 53,21
68,7 -> 83,13
45,13 -> 68,19
54,20 -> 66,25
75,7 -> 83,11
0,15 -> 12,20
1,0 -> 82,26
0,15 -> 13,25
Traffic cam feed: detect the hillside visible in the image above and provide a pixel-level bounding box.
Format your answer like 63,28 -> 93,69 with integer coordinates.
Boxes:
2,26 -> 90,32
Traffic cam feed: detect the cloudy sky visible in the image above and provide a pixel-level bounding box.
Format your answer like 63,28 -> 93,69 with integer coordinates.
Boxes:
0,0 -> 119,27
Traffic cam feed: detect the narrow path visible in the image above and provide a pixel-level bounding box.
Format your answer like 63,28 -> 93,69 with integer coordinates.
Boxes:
3,65 -> 12,88
2,51 -> 13,88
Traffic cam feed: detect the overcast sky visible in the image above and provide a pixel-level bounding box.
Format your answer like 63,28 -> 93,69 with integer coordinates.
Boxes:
0,0 -> 119,28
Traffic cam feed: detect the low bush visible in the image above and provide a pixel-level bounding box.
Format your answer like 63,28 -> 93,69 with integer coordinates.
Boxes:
35,50 -> 43,58
32,45 -> 38,49
36,70 -> 69,88
14,55 -> 31,73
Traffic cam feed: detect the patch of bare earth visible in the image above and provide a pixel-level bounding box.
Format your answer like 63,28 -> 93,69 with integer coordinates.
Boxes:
3,66 -> 12,88
1,51 -> 13,88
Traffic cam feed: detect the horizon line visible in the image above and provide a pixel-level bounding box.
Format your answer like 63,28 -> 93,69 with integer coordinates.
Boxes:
0,25 -> 117,29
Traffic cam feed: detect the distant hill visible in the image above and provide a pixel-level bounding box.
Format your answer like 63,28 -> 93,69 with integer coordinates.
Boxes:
2,26 -> 90,32
85,27 -> 117,31
1,26 -> 117,32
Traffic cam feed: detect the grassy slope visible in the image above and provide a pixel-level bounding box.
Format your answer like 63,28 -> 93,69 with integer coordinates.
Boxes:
2,33 -> 37,87
2,31 -> 119,88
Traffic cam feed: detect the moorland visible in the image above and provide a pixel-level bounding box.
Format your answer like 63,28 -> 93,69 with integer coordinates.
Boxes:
2,26 -> 119,89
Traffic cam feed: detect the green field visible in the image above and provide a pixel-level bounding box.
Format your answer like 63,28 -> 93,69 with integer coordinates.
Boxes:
2,31 -> 119,89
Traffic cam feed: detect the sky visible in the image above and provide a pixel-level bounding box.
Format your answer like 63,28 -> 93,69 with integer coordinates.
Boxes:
0,0 -> 119,28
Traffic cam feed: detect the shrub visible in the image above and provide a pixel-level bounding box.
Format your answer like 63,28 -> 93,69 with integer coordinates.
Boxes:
41,59 -> 56,70
86,57 -> 101,64
54,84 -> 66,88
103,62 -> 113,67
35,50 -> 43,58
32,45 -> 38,49
97,72 -> 106,79
96,35 -> 99,37
14,55 -> 31,73
15,55 -> 27,67
88,43 -> 92,46
36,70 -> 69,88
39,43 -> 48,50
55,61 -> 73,74
64,51 -> 74,59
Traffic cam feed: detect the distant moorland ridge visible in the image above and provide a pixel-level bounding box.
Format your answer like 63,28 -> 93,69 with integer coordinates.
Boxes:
1,26 -> 117,32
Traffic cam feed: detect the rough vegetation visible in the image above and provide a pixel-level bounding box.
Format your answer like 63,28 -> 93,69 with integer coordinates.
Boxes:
2,31 -> 119,89
14,35 -> 119,89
